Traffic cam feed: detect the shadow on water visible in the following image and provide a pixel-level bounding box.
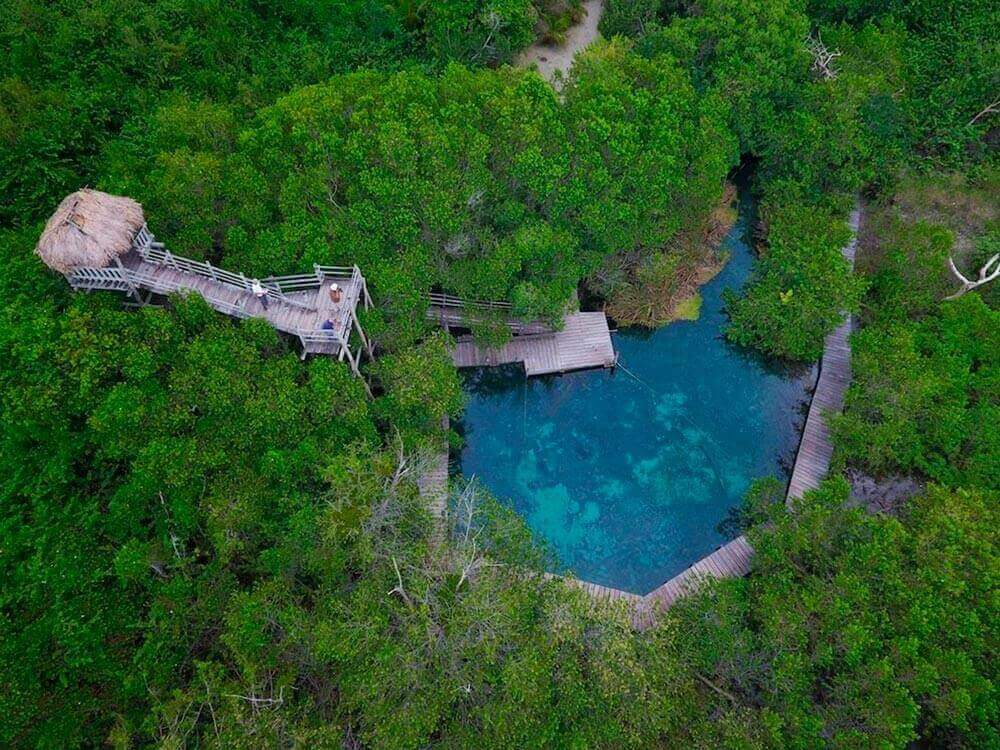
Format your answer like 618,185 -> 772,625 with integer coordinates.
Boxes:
461,363 -> 525,396
724,338 -> 818,380
453,171 -> 818,594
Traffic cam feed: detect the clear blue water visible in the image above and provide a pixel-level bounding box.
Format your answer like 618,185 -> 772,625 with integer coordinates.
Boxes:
454,190 -> 816,594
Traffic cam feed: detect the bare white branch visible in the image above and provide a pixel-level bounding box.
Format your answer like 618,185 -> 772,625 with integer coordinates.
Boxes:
388,555 -> 413,609
806,33 -> 842,80
223,685 -> 285,712
945,253 -> 1000,300
968,98 -> 1000,126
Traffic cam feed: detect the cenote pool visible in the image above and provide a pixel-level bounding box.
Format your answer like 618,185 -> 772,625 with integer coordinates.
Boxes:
454,190 -> 816,594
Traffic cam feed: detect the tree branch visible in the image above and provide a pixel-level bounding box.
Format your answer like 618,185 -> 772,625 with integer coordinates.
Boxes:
806,33 -> 842,80
968,98 -> 1000,126
388,555 -> 413,609
695,672 -> 738,704
945,254 -> 1000,299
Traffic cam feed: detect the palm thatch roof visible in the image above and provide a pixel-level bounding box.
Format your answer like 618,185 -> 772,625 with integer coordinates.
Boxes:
36,189 -> 145,273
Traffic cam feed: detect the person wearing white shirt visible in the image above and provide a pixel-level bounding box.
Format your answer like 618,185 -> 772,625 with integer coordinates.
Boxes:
250,279 -> 269,310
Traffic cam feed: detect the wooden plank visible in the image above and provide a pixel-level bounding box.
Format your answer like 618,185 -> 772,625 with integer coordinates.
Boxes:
449,311 -> 615,376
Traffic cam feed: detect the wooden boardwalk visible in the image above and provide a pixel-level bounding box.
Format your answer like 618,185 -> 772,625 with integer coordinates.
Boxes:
544,572 -> 642,604
785,317 -> 852,499
633,535 -> 754,629
786,206 -> 859,500
450,312 -> 616,376
65,228 -> 373,371
416,424 -> 450,544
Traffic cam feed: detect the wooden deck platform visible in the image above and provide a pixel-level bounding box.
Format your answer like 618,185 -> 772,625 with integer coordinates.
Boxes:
450,312 -> 616,376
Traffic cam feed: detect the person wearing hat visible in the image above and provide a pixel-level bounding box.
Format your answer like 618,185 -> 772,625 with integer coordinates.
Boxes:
250,278 -> 269,310
329,282 -> 343,305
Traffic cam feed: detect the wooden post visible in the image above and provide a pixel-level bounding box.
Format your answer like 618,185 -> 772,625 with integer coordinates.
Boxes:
350,306 -> 373,358
338,330 -> 360,376
357,267 -> 372,310
114,256 -> 143,303
352,346 -> 374,396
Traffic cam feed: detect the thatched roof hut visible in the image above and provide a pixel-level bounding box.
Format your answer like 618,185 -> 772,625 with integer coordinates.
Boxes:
36,189 -> 145,274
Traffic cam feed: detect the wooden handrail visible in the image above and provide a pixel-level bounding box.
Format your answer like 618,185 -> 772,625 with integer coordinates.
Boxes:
69,264 -> 367,343
69,228 -> 374,376
135,240 -> 318,311
426,291 -> 512,311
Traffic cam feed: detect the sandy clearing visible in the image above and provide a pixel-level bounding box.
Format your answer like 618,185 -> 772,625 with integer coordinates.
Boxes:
515,0 -> 604,87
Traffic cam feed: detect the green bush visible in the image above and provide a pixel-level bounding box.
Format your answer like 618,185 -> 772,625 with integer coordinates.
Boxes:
832,293 -> 999,488
599,0 -> 661,38
725,200 -> 866,360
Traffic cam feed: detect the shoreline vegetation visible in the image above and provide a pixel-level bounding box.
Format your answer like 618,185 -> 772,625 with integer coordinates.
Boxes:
603,182 -> 736,326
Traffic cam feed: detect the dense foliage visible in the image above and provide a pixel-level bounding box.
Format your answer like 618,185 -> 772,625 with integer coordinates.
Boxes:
725,200 -> 866,360
1,0 -> 587,229
833,171 -> 999,489
0,0 -> 996,747
679,478 -> 998,748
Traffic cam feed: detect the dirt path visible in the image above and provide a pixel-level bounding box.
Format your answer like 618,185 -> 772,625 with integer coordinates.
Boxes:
515,0 -> 604,86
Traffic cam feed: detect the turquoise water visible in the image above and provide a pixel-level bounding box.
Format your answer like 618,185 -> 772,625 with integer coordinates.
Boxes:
455,191 -> 816,594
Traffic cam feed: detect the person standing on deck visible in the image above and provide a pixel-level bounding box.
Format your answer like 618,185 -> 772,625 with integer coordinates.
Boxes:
250,278 -> 269,310
329,282 -> 343,305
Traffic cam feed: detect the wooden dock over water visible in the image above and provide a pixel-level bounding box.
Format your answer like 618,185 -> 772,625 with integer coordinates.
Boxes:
450,312 -> 616,376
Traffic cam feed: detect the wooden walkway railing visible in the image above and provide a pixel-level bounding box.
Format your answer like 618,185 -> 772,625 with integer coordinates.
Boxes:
425,291 -> 553,335
427,291 -> 512,312
66,226 -> 373,375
